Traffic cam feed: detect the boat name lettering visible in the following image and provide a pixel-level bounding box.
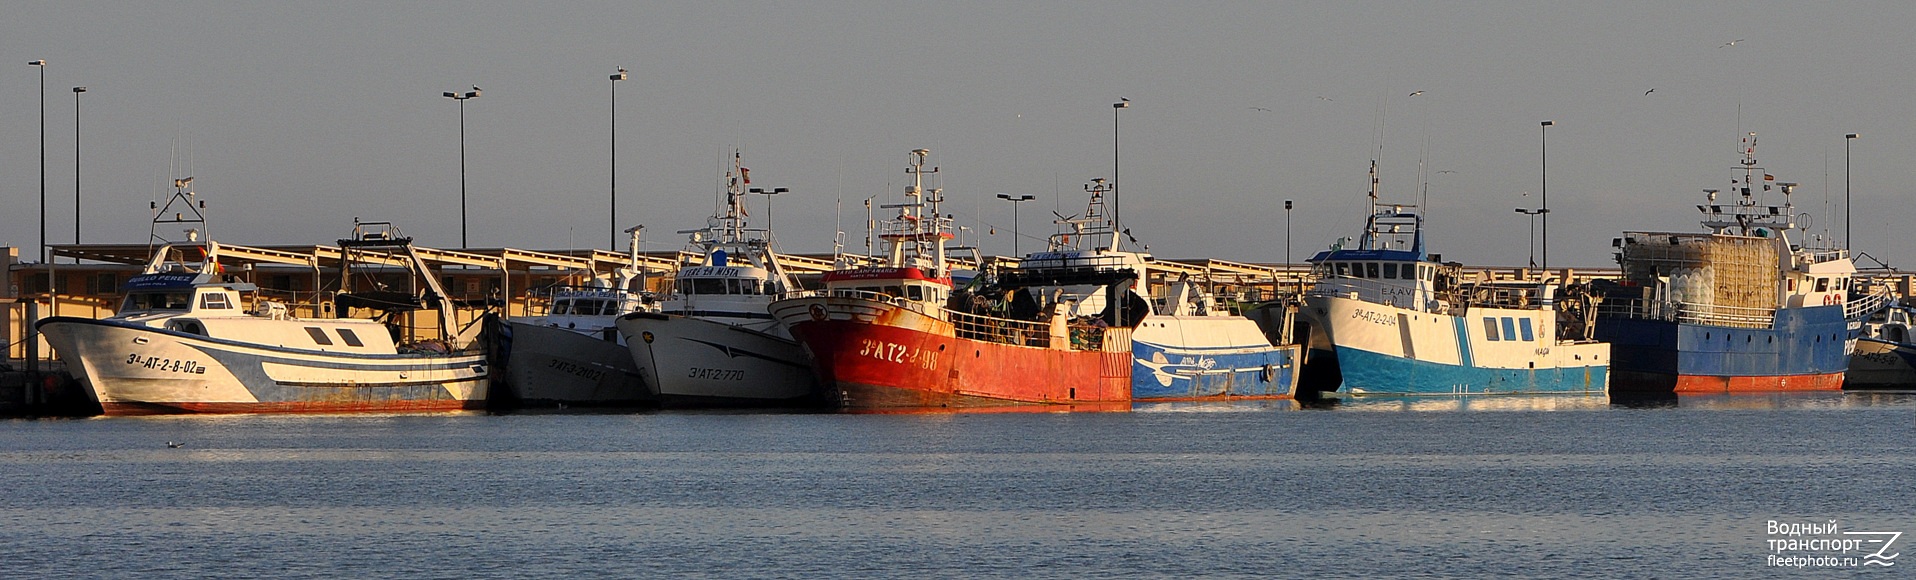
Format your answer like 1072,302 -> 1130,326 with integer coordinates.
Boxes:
682,267 -> 744,277
1350,309 -> 1396,326
857,338 -> 939,369
1534,347 -> 1551,356
1381,285 -> 1414,296
544,359 -> 607,382
687,367 -> 745,381
125,353 -> 207,374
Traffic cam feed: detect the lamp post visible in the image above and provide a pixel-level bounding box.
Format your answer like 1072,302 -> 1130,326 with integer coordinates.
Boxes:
1516,207 -> 1550,270
73,86 -> 86,244
996,193 -> 1035,255
749,186 -> 789,233
1540,120 -> 1553,273
610,67 -> 626,251
1846,133 -> 1858,250
1112,98 -> 1129,245
443,87 -> 480,248
29,60 -> 45,266
1284,199 -> 1293,287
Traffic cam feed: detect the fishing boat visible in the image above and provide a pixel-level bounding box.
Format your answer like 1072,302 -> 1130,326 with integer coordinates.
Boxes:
614,153 -> 820,407
1848,301 -> 1916,389
768,149 -> 1297,410
1287,163 -> 1608,396
496,226 -> 656,408
1592,133 -> 1889,395
36,185 -> 488,414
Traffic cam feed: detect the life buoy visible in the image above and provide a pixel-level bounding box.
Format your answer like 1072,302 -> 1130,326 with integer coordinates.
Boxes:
1261,364 -> 1276,383
1823,294 -> 1838,306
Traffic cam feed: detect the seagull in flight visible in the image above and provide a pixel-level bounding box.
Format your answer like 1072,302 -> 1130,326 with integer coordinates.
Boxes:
1316,95 -> 1334,102
1249,106 -> 1272,112
1408,90 -> 1424,97
1719,39 -> 1743,48
1645,88 -> 1655,95
1436,170 -> 1457,174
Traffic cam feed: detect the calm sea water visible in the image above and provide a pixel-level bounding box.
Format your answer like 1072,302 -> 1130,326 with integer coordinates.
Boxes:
2,392 -> 1912,578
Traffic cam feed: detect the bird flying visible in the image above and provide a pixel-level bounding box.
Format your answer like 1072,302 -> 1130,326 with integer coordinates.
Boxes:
1719,39 -> 1742,48
1408,90 -> 1424,97
1645,88 -> 1655,95
1249,106 -> 1272,112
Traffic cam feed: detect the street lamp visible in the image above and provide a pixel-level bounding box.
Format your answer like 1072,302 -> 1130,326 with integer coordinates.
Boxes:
1516,207 -> 1550,270
1846,133 -> 1858,250
1284,199 -> 1294,287
73,86 -> 86,244
1540,120 -> 1553,273
996,193 -> 1035,255
29,60 -> 45,266
1112,98 -> 1129,245
443,87 -> 480,248
610,67 -> 626,251
749,186 -> 789,233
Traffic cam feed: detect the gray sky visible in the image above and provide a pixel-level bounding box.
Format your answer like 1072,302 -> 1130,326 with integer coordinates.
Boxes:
4,2 -> 1912,269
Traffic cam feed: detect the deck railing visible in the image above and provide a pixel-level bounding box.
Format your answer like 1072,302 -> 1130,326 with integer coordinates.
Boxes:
1595,298 -> 1775,329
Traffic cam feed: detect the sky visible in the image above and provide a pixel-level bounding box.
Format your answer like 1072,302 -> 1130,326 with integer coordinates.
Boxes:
3,1 -> 1913,270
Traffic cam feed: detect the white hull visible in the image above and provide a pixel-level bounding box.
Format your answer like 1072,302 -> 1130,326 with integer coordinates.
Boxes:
617,313 -> 818,406
502,321 -> 654,406
1847,338 -> 1916,389
1303,294 -> 1609,394
39,317 -> 488,415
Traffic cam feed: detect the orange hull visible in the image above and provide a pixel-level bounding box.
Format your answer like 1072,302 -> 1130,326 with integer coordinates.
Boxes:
786,316 -> 1130,409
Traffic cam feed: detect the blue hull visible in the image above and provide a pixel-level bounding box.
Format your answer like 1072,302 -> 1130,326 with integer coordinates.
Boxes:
1593,305 -> 1848,394
1130,340 -> 1299,400
1333,346 -> 1607,395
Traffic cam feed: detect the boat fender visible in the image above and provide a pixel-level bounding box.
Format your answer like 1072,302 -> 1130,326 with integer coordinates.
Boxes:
1261,363 -> 1276,383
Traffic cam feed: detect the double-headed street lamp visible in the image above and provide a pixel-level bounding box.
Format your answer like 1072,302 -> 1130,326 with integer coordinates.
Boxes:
1516,207 -> 1550,270
749,186 -> 789,233
443,87 -> 480,248
996,193 -> 1035,255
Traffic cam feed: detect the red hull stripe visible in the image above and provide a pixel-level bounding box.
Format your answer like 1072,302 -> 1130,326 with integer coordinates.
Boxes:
100,400 -> 483,416
1613,370 -> 1844,394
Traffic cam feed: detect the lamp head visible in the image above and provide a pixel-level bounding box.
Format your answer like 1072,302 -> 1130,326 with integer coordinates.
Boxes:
72,86 -> 85,93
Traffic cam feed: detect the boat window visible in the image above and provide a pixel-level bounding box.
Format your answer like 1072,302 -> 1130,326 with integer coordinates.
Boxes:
1502,318 -> 1518,342
126,291 -> 196,311
884,286 -> 905,298
691,279 -> 727,295
1382,263 -> 1398,279
200,292 -> 232,310
763,281 -> 778,295
1815,278 -> 1830,293
1483,317 -> 1501,341
1365,263 -> 1380,279
305,327 -> 335,346
1334,263 -> 1349,277
337,328 -> 365,347
1519,318 -> 1535,342
907,285 -> 924,301
1422,265 -> 1433,281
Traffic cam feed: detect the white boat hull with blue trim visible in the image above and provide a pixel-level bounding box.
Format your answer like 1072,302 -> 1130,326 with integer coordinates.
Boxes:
1304,292 -> 1607,395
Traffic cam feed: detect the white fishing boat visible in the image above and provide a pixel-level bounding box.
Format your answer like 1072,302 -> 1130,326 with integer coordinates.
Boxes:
615,153 -> 820,407
1293,163 -> 1609,396
1844,300 -> 1916,389
36,185 -> 488,414
497,226 -> 657,408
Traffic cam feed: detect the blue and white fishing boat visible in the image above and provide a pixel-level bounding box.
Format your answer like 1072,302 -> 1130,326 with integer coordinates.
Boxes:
1848,302 -> 1916,389
1593,134 -> 1890,394
1295,165 -> 1609,395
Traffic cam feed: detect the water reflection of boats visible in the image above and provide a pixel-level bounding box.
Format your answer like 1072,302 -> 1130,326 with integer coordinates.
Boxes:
1281,162 -> 1608,397
498,227 -> 656,408
38,187 -> 488,415
616,152 -> 821,407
